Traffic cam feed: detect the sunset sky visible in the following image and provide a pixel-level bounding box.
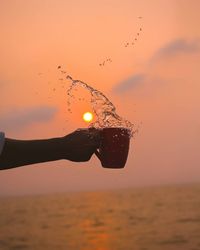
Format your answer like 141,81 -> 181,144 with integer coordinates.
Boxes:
0,0 -> 200,196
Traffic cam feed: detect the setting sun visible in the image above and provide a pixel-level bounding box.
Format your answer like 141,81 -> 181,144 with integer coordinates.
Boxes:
83,112 -> 93,123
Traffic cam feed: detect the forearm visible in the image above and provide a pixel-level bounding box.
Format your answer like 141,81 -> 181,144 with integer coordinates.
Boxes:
0,137 -> 65,170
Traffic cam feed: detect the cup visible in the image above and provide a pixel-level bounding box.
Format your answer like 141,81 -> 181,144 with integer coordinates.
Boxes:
95,127 -> 131,169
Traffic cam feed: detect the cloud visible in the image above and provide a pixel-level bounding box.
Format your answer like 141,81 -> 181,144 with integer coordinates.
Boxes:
0,106 -> 58,131
0,79 -> 9,90
113,38 -> 199,95
151,39 -> 200,61
113,74 -> 146,94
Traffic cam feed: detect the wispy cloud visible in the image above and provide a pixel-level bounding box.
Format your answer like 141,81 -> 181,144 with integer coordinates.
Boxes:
151,39 -> 200,62
113,38 -> 199,95
113,74 -> 146,94
112,39 -> 200,94
0,79 -> 9,89
0,106 -> 58,131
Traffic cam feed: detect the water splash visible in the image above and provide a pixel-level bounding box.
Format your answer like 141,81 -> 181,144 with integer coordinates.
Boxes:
65,74 -> 136,136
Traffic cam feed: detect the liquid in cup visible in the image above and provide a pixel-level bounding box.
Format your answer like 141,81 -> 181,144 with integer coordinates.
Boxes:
95,127 -> 131,168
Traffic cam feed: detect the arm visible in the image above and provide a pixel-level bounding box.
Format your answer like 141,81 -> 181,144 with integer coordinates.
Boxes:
0,129 -> 100,170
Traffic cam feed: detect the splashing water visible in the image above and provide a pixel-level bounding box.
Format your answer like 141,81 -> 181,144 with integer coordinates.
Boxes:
65,74 -> 136,137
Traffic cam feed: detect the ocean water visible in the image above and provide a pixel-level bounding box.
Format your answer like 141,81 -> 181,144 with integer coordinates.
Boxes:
0,184 -> 200,250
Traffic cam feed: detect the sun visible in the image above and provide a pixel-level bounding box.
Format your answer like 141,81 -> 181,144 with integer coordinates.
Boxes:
83,112 -> 93,123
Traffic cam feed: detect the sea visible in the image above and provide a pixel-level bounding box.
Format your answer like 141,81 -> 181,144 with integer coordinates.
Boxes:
0,183 -> 200,250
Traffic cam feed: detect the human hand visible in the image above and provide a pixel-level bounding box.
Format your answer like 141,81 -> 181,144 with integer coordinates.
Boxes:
62,128 -> 100,162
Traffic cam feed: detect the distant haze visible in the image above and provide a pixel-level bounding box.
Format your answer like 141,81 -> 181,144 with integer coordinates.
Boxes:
0,0 -> 200,196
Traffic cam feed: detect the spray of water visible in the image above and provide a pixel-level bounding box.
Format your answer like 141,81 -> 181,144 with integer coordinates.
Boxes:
65,74 -> 136,137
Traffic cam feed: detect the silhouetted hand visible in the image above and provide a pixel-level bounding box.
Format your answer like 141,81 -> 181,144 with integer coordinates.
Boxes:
0,128 -> 101,170
62,128 -> 100,162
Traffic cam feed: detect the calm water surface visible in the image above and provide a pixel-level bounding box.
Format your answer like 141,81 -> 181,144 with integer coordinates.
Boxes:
0,183 -> 200,250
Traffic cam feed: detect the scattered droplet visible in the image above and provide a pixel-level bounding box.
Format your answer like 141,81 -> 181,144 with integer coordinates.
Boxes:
66,75 -> 136,136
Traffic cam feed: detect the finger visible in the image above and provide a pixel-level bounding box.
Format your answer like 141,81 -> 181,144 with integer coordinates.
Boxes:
88,129 -> 101,147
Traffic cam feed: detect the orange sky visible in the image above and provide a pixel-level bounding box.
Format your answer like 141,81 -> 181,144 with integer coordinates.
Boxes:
0,0 -> 200,196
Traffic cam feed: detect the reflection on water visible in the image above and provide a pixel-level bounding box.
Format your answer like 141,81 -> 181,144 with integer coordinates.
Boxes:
76,192 -> 114,250
0,184 -> 200,250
